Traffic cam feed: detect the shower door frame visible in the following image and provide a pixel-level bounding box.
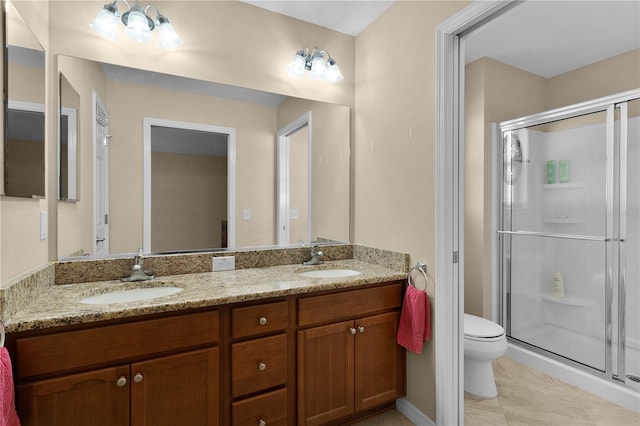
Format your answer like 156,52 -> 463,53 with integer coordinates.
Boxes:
494,88 -> 640,385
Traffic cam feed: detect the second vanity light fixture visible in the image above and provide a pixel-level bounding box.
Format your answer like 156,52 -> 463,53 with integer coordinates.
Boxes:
287,47 -> 344,83
90,0 -> 182,49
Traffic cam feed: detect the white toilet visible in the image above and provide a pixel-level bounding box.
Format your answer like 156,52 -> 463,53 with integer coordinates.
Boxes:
464,313 -> 508,398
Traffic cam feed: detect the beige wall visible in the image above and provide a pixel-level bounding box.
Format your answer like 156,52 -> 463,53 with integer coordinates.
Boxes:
354,1 -> 470,419
151,152 -> 227,251
288,127 -> 309,243
464,49 -> 640,319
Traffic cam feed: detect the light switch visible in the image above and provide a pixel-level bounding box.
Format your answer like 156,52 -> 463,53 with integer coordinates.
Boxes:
243,209 -> 252,220
289,208 -> 299,219
40,211 -> 47,240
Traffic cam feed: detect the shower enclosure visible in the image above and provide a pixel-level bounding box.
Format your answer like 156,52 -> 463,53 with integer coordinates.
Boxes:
496,89 -> 640,395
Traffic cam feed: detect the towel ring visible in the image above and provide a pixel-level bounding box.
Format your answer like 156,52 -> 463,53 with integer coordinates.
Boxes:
408,262 -> 430,293
0,319 -> 5,348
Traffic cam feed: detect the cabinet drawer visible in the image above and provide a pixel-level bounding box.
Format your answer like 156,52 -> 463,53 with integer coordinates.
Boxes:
298,283 -> 403,327
231,334 -> 287,398
232,388 -> 287,426
16,311 -> 219,379
232,301 -> 288,339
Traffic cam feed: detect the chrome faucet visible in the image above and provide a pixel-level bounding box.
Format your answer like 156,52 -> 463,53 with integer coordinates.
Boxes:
303,241 -> 324,265
123,248 -> 155,282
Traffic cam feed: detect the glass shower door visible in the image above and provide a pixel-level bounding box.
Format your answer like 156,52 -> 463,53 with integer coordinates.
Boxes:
501,109 -> 610,372
613,98 -> 640,385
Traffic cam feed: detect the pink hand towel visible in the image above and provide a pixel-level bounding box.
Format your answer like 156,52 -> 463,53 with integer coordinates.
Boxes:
397,286 -> 431,353
0,347 -> 20,426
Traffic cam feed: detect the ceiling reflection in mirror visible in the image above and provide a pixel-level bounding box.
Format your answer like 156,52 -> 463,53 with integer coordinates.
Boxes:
57,56 -> 350,260
4,2 -> 46,198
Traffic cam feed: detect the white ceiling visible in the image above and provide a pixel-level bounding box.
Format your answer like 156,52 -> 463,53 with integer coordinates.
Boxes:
465,0 -> 640,78
241,0 -> 395,36
246,0 -> 640,78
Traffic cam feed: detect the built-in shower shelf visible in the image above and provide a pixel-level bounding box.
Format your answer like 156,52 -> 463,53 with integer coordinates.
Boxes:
542,293 -> 597,307
542,217 -> 583,224
542,182 -> 586,190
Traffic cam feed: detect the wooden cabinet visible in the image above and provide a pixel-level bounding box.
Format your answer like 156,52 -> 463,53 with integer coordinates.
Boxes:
297,283 -> 405,425
130,348 -> 219,426
15,311 -> 219,426
11,280 -> 405,426
18,365 -> 130,426
230,301 -> 290,425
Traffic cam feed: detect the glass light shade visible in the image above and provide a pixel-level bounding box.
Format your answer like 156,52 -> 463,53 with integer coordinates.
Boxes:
90,6 -> 120,40
157,21 -> 183,48
309,54 -> 327,80
287,52 -> 306,78
125,9 -> 153,42
325,61 -> 344,82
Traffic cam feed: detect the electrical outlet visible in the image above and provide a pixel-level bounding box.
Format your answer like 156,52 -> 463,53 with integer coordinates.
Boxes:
212,256 -> 235,271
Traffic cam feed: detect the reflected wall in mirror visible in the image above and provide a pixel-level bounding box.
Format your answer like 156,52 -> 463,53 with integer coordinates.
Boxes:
146,121 -> 232,253
4,2 -> 45,198
59,73 -> 80,201
57,55 -> 350,259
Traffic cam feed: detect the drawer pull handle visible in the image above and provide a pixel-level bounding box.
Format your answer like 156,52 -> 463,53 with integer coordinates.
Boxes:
116,376 -> 127,387
349,327 -> 356,335
259,317 -> 268,326
258,362 -> 267,371
258,419 -> 266,426
358,326 -> 365,333
134,373 -> 143,383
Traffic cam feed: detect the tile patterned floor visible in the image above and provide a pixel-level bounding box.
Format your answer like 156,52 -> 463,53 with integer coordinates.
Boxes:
356,357 -> 640,426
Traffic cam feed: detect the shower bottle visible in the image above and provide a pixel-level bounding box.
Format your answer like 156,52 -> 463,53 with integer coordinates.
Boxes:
552,272 -> 565,298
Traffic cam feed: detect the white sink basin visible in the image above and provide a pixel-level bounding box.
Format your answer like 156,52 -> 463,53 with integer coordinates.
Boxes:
298,269 -> 361,278
80,287 -> 183,304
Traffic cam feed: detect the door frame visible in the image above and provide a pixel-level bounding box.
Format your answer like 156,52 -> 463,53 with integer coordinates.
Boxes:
142,117 -> 237,252
435,1 -> 516,424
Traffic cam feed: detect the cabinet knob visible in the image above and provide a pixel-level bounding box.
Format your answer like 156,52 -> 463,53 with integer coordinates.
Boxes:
259,317 -> 268,326
358,326 -> 365,333
133,373 -> 143,383
116,376 -> 127,387
258,362 -> 267,371
349,327 -> 356,335
258,419 -> 266,426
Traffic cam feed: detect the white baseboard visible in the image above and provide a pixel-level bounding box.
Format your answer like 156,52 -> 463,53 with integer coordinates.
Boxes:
396,397 -> 435,426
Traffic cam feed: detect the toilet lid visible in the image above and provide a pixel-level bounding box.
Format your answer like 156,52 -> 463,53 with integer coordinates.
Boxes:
464,314 -> 505,338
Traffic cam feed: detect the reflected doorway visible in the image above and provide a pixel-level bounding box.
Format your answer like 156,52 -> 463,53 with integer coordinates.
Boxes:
277,112 -> 311,245
143,118 -> 237,252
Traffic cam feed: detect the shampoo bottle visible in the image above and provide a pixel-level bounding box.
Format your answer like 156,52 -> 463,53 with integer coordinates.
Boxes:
552,272 -> 565,298
546,160 -> 556,184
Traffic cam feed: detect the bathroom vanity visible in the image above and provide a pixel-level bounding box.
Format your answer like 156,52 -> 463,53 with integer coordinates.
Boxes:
3,258 -> 407,426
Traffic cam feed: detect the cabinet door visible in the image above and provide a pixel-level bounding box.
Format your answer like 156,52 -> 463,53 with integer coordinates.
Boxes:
354,312 -> 404,411
297,320 -> 354,426
130,347 -> 219,426
18,365 -> 130,426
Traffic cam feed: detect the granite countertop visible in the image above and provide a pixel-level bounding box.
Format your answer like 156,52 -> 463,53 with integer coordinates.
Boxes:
5,260 -> 406,333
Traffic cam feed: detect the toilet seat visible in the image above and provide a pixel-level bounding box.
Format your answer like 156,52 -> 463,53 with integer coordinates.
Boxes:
464,313 -> 505,339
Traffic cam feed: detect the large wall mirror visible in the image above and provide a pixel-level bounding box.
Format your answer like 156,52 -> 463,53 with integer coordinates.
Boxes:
57,55 -> 350,259
59,73 -> 79,201
3,2 -> 45,198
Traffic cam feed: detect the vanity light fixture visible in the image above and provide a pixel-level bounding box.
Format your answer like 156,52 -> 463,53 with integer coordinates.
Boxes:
287,47 -> 344,83
90,0 -> 183,48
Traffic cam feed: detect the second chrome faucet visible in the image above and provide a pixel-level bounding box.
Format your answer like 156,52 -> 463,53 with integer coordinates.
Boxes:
123,248 -> 155,282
